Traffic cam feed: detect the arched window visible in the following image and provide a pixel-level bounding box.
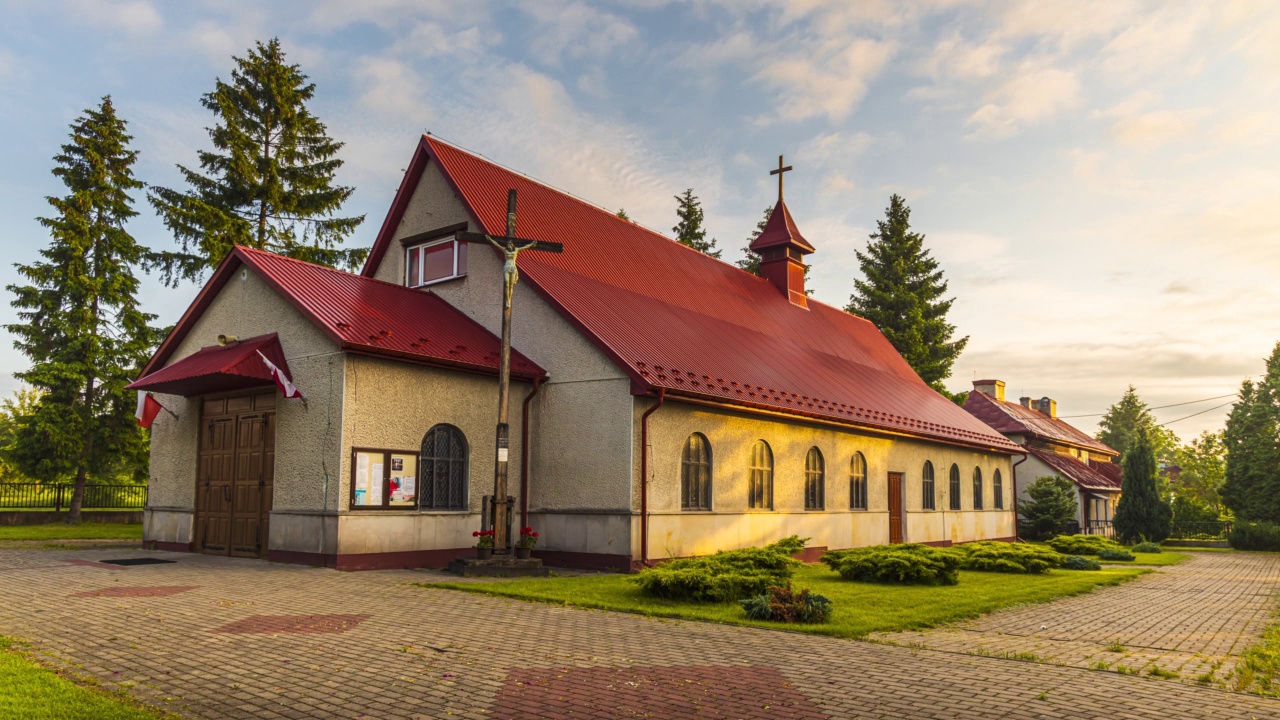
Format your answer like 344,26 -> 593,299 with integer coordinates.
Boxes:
681,433 -> 712,511
805,447 -> 825,510
973,467 -> 984,510
922,461 -> 936,510
748,441 -> 773,510
849,452 -> 868,510
994,469 -> 1004,509
948,464 -> 962,511
421,424 -> 468,510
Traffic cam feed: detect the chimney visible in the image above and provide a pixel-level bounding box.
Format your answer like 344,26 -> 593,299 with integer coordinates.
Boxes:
750,200 -> 815,308
972,379 -> 1005,402
1037,397 -> 1058,418
1019,396 -> 1033,409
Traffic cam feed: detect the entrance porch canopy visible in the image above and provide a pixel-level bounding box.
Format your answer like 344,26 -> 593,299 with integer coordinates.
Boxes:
128,333 -> 292,397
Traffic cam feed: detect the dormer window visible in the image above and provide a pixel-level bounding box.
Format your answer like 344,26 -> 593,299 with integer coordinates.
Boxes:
401,223 -> 469,288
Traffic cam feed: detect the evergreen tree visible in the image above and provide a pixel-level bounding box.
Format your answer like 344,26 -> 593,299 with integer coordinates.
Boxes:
1112,431 -> 1173,543
736,206 -> 773,275
1018,475 -> 1078,540
149,38 -> 365,285
1172,430 -> 1226,513
0,387 -> 40,482
4,97 -> 160,521
846,194 -> 967,388
1096,385 -> 1181,465
616,208 -> 630,221
672,188 -> 720,258
1221,342 -> 1280,521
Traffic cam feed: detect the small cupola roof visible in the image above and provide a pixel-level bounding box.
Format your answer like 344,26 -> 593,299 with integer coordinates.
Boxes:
750,199 -> 815,254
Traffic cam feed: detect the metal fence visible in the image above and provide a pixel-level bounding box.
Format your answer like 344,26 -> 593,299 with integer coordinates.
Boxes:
0,483 -> 147,511
1169,520 -> 1232,541
1085,520 -> 1116,539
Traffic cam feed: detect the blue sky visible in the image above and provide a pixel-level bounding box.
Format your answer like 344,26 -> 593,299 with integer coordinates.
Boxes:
3,0 -> 1279,440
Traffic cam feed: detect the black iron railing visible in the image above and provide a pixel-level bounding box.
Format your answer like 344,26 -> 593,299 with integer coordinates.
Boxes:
1169,520 -> 1232,541
1085,520 -> 1116,539
0,483 -> 147,511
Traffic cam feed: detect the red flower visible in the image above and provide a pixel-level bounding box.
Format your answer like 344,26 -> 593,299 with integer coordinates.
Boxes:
532,532 -> 539,537
472,531 -> 480,537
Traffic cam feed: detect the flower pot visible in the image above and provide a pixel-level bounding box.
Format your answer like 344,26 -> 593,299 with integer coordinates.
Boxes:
515,546 -> 532,560
476,547 -> 493,560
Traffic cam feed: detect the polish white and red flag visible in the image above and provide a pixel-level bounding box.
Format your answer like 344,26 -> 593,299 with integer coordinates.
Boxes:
257,350 -> 302,399
135,391 -> 165,429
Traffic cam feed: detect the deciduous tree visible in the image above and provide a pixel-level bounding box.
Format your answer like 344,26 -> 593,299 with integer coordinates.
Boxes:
4,97 -> 160,521
846,194 -> 967,389
149,38 -> 365,285
1172,430 -> 1226,513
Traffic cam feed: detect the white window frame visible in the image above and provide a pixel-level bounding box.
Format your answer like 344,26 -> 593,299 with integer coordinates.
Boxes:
406,236 -> 461,288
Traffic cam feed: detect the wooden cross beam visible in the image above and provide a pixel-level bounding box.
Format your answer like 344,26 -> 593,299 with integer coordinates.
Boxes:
454,189 -> 564,253
770,154 -> 793,202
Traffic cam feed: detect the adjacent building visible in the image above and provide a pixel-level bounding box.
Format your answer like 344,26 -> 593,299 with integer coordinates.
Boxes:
133,136 -> 1021,570
963,380 -> 1122,535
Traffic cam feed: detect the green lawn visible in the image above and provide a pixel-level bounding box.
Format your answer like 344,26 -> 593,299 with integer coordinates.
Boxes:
1113,551 -> 1190,567
0,523 -> 142,542
429,563 -> 1147,639
0,638 -> 163,719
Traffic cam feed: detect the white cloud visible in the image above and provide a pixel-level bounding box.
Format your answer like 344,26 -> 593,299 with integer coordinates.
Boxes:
1108,109 -> 1206,149
919,34 -> 1006,82
753,38 -> 896,123
351,57 -> 433,122
797,131 -> 874,169
66,0 -> 161,36
966,64 -> 1080,138
522,1 -> 639,64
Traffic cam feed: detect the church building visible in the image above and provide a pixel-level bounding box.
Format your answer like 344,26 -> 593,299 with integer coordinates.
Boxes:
133,136 -> 1020,570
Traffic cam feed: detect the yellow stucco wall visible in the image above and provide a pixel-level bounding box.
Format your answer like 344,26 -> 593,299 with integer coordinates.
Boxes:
369,159 -> 636,514
640,399 -> 1016,559
143,266 -> 345,547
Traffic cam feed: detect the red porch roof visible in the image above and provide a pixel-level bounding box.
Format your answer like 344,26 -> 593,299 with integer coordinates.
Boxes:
963,391 -> 1117,456
360,136 -> 1019,454
129,333 -> 289,397
138,246 -> 545,386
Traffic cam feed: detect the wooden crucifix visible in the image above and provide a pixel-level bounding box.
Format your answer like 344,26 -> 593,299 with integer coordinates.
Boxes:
770,154 -> 793,202
455,189 -> 562,553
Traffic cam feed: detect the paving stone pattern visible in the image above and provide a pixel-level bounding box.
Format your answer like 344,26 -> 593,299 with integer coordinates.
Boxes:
870,551 -> 1280,687
0,547 -> 1276,719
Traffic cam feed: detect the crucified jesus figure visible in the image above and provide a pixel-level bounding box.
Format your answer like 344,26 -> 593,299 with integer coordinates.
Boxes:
486,235 -> 539,309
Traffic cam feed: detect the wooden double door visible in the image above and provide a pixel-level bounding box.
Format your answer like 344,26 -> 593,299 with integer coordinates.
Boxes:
196,392 -> 275,558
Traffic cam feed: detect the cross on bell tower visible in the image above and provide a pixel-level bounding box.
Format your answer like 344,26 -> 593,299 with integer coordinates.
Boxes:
769,155 -> 793,203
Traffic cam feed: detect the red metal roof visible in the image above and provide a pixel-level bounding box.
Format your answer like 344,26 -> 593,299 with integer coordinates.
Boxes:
362,136 -> 1019,454
129,333 -> 290,397
751,200 -> 814,253
1026,447 -> 1123,492
963,391 -> 1117,456
139,246 -> 545,384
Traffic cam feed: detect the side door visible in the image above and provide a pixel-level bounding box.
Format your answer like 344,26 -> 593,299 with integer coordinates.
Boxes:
888,472 -> 904,544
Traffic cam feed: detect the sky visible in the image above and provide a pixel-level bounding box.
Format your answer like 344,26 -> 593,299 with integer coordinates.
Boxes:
2,0 -> 1279,441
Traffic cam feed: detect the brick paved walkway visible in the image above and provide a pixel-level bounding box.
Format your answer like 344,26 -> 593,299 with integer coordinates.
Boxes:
869,551 -> 1280,689
0,547 -> 1277,719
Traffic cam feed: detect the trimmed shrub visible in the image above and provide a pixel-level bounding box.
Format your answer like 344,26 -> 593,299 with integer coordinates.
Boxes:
1046,534 -> 1121,556
822,544 -> 963,586
1230,521 -> 1280,551
1131,541 -> 1162,554
764,535 -> 811,556
955,541 -> 1063,574
739,581 -> 832,623
633,545 -> 802,602
1097,548 -> 1136,561
1061,555 -> 1102,571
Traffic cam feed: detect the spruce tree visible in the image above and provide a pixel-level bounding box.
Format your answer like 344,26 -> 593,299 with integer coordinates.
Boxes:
846,194 -> 967,388
616,208 -> 630,220
736,206 -> 773,275
672,188 -> 720,258
4,97 -> 160,522
1112,431 -> 1173,543
149,38 -> 365,285
1018,475 -> 1078,540
1221,342 -> 1280,520
1096,385 -> 1181,465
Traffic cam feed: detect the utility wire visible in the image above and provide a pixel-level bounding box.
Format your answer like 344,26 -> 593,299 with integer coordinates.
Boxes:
1056,393 -> 1237,419
1154,401 -> 1236,427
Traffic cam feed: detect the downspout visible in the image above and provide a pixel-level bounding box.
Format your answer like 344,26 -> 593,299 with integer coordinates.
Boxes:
520,377 -> 542,531
1011,451 -> 1028,542
639,388 -> 666,567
